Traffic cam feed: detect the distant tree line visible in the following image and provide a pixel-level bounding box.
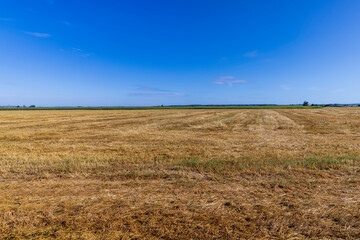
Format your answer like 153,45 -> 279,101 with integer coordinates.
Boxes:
303,101 -> 360,107
15,105 -> 36,108
303,101 -> 318,106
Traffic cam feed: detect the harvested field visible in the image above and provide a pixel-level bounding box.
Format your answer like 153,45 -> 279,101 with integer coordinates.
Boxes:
1,108 -> 360,239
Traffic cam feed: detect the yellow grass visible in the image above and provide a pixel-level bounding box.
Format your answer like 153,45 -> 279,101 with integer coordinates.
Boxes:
0,108 -> 360,239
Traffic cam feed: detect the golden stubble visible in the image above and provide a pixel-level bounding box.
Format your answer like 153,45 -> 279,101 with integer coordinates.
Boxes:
0,108 -> 359,239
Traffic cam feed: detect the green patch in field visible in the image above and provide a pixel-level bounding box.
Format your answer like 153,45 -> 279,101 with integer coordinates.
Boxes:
177,155 -> 360,173
178,158 -> 242,172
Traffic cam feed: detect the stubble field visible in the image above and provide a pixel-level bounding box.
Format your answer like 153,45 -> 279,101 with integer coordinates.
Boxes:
0,108 -> 360,239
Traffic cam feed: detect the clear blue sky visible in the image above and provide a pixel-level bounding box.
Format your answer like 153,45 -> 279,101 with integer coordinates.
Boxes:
1,0 -> 360,106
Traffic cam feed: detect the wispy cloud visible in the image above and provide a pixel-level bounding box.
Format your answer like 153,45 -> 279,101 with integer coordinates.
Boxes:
136,86 -> 169,92
132,85 -> 184,97
308,87 -> 321,91
0,18 -> 14,22
332,88 -> 345,93
25,32 -> 51,38
71,48 -> 92,57
244,50 -> 258,58
0,81 -> 12,85
280,85 -> 291,91
62,21 -> 71,26
130,93 -> 184,97
213,76 -> 247,86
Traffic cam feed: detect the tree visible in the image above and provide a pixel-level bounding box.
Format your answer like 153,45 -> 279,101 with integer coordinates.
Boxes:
303,101 -> 309,106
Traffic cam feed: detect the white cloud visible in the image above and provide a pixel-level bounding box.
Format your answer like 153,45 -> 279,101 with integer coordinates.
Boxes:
332,88 -> 345,93
244,50 -> 258,58
280,85 -> 291,91
308,87 -> 321,91
71,48 -> 93,57
213,76 -> 247,86
132,85 -> 183,97
62,21 -> 71,26
0,18 -> 14,22
136,86 -> 169,92
130,93 -> 184,97
25,32 -> 51,38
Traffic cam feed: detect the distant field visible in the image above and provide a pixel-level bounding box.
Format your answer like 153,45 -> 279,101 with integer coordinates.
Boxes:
0,105 -> 321,111
0,108 -> 359,239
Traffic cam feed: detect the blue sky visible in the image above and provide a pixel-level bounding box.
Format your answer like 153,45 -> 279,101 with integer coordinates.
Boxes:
1,0 -> 360,106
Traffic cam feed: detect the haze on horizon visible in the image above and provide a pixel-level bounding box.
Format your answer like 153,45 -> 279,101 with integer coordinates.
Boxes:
0,0 -> 359,107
